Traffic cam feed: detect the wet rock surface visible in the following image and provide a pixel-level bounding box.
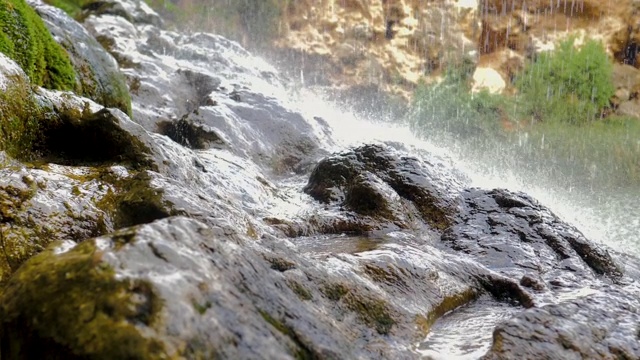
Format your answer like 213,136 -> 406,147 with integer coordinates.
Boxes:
0,0 -> 638,359
483,286 -> 640,359
29,0 -> 132,115
304,143 -> 463,231
443,188 -> 622,282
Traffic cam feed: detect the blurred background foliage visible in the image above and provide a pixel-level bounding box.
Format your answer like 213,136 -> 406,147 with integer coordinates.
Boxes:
411,38 -> 640,190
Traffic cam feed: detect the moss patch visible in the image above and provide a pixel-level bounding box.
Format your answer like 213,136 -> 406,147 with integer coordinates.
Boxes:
343,293 -> 396,335
0,80 -> 44,158
0,0 -> 75,90
0,181 -> 52,284
42,0 -> 90,19
286,280 -> 313,301
415,288 -> 478,335
258,309 -> 315,360
97,172 -> 172,230
0,240 -> 166,359
320,282 -> 350,301
362,263 -> 408,289
267,256 -> 296,272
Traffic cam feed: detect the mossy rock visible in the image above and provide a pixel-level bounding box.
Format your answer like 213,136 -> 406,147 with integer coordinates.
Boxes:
97,171 -> 173,229
41,0 -> 91,19
343,292 -> 396,335
0,0 -> 75,90
0,65 -> 44,158
0,240 -> 167,359
31,0 -> 132,116
33,107 -> 156,168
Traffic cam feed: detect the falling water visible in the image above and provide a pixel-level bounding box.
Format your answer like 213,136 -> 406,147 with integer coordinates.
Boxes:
275,84 -> 639,359
284,85 -> 640,259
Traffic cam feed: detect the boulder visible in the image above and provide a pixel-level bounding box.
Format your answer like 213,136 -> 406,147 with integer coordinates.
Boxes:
483,287 -> 640,359
472,67 -> 506,94
442,188 -> 622,282
304,143 -> 463,230
0,0 -> 75,90
29,0 -> 132,115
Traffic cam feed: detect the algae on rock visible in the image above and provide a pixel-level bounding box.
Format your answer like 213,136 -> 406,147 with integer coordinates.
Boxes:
0,240 -> 167,359
29,0 -> 133,115
0,0 -> 75,90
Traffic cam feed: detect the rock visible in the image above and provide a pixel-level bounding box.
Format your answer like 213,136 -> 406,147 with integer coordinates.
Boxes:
157,116 -> 225,150
442,188 -> 622,288
0,236 -> 169,359
483,286 -> 640,359
0,0 -> 75,90
0,53 -> 39,157
610,2 -> 640,66
0,0 -> 639,358
0,216 -> 481,359
472,67 -> 506,94
617,100 -> 640,118
612,63 -> 640,93
29,0 -> 133,115
79,0 -> 163,26
82,9 -> 330,174
304,143 -> 463,230
0,53 -> 29,91
274,0 -> 480,98
32,107 -> 158,169
0,163 -> 113,283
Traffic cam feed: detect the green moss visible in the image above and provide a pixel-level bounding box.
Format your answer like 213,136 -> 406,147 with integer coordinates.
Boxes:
415,288 -> 478,335
320,282 -> 350,301
343,293 -> 396,335
267,256 -> 296,272
0,240 -> 166,359
286,280 -> 313,301
191,299 -> 212,315
362,263 -> 408,289
258,309 -> 314,360
96,172 -> 172,230
0,81 -> 43,158
0,181 -> 50,284
42,0 -> 89,19
0,0 -> 75,90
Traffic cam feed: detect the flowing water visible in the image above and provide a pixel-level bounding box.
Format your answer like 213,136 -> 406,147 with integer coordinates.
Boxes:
269,84 -> 640,359
284,86 -> 640,259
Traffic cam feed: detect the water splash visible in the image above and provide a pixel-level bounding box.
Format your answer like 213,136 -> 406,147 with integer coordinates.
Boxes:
286,85 -> 639,257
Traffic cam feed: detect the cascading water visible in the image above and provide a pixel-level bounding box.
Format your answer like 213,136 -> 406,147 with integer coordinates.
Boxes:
279,86 -> 639,359
287,85 -> 640,258
3,1 -> 639,358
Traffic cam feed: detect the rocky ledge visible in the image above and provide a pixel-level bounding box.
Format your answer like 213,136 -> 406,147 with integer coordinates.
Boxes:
0,0 -> 638,359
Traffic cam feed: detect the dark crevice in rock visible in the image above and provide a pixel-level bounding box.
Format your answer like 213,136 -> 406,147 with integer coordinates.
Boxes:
562,231 -> 623,278
477,274 -> 535,308
344,173 -> 393,218
98,173 -> 173,230
266,257 -> 296,272
177,69 -> 220,106
157,117 -> 225,150
33,108 -> 154,169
